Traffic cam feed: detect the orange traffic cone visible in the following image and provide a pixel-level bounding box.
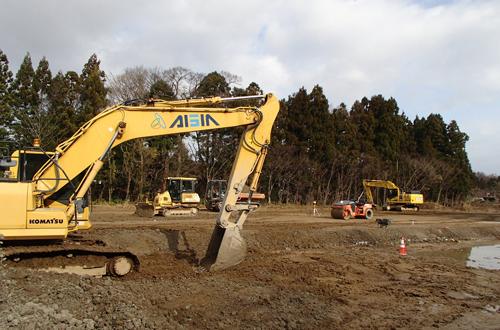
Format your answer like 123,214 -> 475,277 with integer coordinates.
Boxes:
399,237 -> 407,255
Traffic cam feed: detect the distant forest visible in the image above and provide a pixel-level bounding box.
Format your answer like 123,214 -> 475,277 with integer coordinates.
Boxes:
1,50 -> 498,205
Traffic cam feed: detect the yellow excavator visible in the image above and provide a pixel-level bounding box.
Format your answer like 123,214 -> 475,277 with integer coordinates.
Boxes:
363,179 -> 424,211
135,177 -> 200,217
0,93 -> 279,275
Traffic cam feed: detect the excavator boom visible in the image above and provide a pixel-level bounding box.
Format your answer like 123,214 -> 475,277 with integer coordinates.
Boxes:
0,93 -> 280,273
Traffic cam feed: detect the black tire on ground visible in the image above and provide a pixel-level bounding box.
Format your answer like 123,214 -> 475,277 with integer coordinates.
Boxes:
365,209 -> 373,219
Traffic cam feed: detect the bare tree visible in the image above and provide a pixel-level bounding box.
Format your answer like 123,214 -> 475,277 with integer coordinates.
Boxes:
107,66 -> 151,104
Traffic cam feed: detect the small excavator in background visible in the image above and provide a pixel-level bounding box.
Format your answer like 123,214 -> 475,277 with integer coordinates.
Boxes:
363,179 -> 423,211
135,177 -> 200,217
205,179 -> 265,212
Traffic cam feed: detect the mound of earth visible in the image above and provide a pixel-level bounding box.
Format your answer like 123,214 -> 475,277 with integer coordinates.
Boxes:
0,204 -> 499,329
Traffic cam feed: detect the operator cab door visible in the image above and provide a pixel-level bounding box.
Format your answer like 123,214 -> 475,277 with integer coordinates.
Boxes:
180,179 -> 196,201
168,179 -> 182,202
168,178 -> 197,202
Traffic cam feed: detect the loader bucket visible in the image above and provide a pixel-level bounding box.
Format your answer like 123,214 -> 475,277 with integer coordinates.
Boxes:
199,224 -> 246,272
135,202 -> 155,217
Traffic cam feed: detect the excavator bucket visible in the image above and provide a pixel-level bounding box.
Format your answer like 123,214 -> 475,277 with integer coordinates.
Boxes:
199,224 -> 246,272
135,202 -> 155,218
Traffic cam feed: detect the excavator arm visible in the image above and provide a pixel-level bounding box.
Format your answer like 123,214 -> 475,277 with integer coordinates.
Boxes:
363,179 -> 399,204
28,93 -> 280,271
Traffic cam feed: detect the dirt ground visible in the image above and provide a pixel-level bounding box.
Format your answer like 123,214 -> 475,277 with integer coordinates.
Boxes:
1,204 -> 500,329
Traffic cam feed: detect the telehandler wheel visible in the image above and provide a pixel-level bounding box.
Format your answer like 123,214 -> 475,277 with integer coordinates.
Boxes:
364,209 -> 373,219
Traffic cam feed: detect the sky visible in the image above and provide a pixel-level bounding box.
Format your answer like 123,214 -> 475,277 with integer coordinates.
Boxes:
1,0 -> 499,175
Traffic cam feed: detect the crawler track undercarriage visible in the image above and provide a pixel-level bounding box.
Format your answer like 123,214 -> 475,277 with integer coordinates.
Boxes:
0,235 -> 140,277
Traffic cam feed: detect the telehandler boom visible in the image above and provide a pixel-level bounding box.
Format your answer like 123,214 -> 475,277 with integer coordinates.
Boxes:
0,93 -> 280,274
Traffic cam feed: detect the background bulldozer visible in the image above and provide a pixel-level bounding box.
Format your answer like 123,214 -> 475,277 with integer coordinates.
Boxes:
136,177 -> 200,217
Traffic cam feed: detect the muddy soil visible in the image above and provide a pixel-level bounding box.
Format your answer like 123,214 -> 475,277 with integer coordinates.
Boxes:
1,204 -> 500,329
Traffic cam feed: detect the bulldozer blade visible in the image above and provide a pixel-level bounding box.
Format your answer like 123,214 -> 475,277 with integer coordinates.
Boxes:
199,224 -> 246,272
135,202 -> 155,218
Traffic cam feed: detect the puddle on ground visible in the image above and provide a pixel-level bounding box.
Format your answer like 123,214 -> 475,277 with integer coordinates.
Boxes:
466,245 -> 500,270
418,242 -> 500,270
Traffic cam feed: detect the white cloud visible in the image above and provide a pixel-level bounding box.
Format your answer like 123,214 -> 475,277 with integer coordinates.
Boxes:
1,0 -> 499,174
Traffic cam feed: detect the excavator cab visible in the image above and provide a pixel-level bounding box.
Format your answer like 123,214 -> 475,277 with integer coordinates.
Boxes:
0,140 -> 20,180
387,188 -> 399,200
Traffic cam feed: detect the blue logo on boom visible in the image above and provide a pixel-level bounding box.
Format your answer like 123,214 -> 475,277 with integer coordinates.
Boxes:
169,114 -> 220,128
151,114 -> 220,129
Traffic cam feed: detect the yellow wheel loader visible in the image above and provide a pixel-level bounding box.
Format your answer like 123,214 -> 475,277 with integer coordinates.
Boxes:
363,179 -> 424,211
0,93 -> 280,275
135,177 -> 200,217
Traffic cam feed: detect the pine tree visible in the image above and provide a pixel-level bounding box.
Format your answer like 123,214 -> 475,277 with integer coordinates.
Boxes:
195,72 -> 230,97
149,80 -> 175,100
78,54 -> 107,126
349,97 -> 376,156
0,49 -> 14,138
10,54 -> 58,148
47,70 -> 81,145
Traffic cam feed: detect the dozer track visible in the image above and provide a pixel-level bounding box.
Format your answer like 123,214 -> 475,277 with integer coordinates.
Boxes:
161,207 -> 199,217
0,238 -> 140,277
135,203 -> 199,217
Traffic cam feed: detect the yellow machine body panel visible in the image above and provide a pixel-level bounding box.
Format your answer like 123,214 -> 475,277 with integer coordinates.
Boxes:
26,208 -> 67,228
2,182 -> 31,229
154,192 -> 200,206
388,192 -> 424,205
0,183 -> 69,240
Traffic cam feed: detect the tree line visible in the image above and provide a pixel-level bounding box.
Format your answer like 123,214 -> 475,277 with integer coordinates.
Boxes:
1,49 -> 489,206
